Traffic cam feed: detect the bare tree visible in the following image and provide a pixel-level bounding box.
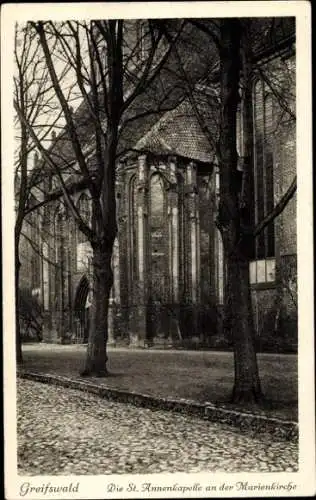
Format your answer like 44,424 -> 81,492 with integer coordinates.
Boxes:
219,19 -> 295,403
14,22 -> 73,363
15,19 -> 190,376
216,19 -> 263,403
167,18 -> 296,403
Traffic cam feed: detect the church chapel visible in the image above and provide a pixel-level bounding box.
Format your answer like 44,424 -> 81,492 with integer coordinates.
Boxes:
19,19 -> 297,352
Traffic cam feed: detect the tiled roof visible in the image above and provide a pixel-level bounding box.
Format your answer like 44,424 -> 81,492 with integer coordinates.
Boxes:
132,97 -> 218,164
42,19 -> 294,172
40,23 -> 214,172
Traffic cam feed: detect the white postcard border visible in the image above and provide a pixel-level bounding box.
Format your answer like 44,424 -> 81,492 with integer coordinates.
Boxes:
1,2 -> 314,498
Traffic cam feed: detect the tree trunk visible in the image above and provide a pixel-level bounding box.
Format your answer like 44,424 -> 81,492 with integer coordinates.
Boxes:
228,257 -> 262,402
218,19 -> 263,404
15,245 -> 23,365
81,118 -> 117,376
81,245 -> 113,376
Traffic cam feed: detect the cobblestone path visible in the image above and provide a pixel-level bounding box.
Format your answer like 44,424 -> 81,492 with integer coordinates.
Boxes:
17,380 -> 298,475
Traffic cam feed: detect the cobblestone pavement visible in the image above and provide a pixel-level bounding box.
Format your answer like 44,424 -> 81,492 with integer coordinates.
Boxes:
17,380 -> 298,475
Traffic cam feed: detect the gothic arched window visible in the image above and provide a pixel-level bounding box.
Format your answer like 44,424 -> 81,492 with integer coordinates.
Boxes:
53,207 -> 62,263
77,193 -> 91,244
215,228 -> 225,305
149,173 -> 167,301
253,79 -> 275,259
250,80 -> 276,285
129,175 -> 138,284
30,211 -> 41,289
53,207 -> 63,310
63,208 -> 71,311
150,174 -> 165,223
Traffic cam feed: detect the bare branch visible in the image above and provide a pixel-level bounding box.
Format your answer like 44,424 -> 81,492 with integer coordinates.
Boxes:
14,98 -> 95,243
253,176 -> 297,237
189,19 -> 221,52
31,21 -> 98,202
121,21 -> 185,114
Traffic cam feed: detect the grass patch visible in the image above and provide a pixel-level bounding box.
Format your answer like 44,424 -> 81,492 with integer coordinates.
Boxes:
19,344 -> 297,421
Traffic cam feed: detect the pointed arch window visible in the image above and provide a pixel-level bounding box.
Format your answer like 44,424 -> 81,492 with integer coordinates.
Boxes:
253,79 -> 275,260
53,207 -> 63,310
129,175 -> 138,284
250,79 -> 276,285
136,20 -> 149,62
149,173 -> 167,301
215,228 -> 225,305
77,193 -> 91,244
150,174 -> 165,225
30,211 -> 41,289
53,207 -> 62,264
63,208 -> 71,312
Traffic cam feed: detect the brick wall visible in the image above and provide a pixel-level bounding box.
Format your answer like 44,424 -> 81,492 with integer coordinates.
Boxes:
250,52 -> 297,352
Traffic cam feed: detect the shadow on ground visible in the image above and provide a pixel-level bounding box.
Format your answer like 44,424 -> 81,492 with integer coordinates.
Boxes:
19,344 -> 298,421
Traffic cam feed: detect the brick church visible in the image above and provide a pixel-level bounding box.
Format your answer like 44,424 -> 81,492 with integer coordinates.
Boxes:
19,19 -> 297,352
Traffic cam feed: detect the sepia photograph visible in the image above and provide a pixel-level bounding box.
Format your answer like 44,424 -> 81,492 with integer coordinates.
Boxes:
2,2 -> 314,498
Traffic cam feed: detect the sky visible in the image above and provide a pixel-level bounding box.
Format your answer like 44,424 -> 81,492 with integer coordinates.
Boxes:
14,21 -> 88,168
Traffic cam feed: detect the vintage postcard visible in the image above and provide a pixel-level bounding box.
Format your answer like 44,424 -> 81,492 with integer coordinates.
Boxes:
2,1 -> 315,498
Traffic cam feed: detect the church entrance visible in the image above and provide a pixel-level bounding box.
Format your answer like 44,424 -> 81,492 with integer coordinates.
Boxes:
73,276 -> 90,343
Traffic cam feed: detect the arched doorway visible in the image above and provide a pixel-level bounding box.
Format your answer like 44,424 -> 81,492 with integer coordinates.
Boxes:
73,276 -> 90,343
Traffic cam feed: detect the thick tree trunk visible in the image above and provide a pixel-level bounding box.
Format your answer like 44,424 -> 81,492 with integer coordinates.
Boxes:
81,245 -> 113,377
80,119 -> 117,376
218,19 -> 263,404
228,257 -> 262,402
